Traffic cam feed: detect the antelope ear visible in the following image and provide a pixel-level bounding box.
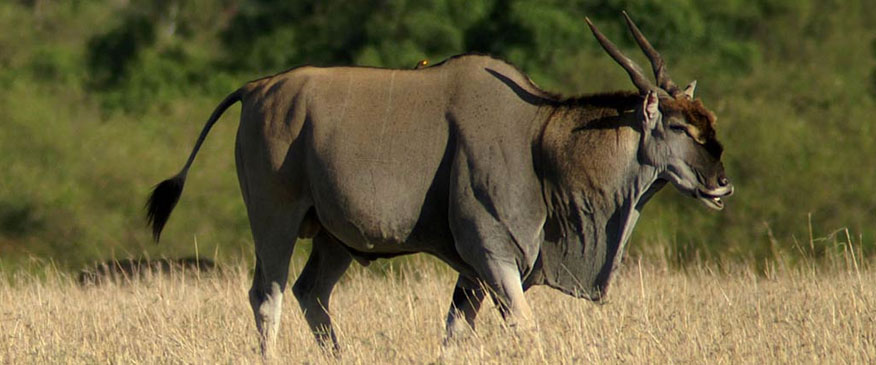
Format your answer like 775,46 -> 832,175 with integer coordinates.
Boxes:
682,80 -> 697,99
643,91 -> 660,131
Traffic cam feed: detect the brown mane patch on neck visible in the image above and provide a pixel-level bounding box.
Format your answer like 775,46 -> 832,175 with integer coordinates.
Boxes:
546,91 -> 643,132
560,91 -> 642,109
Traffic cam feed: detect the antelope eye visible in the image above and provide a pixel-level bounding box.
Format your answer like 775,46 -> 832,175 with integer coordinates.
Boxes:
669,125 -> 687,133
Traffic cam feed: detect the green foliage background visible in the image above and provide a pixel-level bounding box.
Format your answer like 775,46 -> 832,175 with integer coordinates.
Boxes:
1,0 -> 875,271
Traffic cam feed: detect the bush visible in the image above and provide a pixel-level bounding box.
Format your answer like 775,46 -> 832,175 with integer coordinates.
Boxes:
2,0 -> 876,271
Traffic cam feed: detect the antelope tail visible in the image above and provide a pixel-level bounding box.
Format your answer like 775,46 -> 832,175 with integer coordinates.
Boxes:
146,89 -> 243,241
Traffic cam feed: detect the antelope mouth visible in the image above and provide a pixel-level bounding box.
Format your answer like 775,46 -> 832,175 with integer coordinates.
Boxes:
696,185 -> 733,210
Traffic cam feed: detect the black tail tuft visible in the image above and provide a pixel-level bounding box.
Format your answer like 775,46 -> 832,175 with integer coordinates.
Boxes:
146,174 -> 186,242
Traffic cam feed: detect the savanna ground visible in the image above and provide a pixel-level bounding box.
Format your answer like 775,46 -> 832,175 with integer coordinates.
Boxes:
2,253 -> 873,364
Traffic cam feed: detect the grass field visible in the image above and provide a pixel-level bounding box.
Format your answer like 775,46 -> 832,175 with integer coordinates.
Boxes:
2,254 -> 873,364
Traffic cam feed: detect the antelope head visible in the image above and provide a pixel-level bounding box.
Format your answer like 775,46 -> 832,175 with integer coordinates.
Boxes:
587,12 -> 733,209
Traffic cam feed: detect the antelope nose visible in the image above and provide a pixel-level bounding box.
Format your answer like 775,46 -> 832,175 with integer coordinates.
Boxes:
718,176 -> 730,187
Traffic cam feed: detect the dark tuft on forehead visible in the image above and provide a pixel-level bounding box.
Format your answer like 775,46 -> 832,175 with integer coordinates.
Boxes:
659,97 -> 717,139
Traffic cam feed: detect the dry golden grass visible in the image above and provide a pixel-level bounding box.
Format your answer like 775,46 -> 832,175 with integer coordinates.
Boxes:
2,256 -> 874,364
